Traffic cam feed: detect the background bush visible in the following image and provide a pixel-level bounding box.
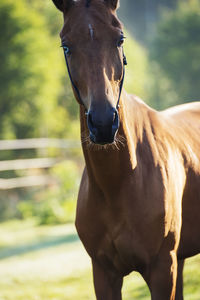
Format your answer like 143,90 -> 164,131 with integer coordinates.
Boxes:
18,160 -> 80,225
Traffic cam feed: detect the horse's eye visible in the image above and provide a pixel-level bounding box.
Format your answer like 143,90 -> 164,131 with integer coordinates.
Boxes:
62,45 -> 71,56
117,36 -> 125,47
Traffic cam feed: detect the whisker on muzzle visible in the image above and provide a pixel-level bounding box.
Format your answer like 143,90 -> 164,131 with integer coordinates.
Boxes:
81,132 -> 126,151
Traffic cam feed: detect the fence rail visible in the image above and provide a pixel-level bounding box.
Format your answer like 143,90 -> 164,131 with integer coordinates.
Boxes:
0,138 -> 80,190
0,175 -> 56,190
0,138 -> 80,150
0,157 -> 61,171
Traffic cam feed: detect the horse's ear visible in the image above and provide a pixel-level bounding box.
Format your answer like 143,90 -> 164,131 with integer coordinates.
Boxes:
51,0 -> 74,12
104,0 -> 120,10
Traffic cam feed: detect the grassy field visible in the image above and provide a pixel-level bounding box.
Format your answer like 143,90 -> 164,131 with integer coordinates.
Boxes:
0,219 -> 200,299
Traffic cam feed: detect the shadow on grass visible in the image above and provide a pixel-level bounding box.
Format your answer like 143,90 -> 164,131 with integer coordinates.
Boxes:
0,233 -> 79,260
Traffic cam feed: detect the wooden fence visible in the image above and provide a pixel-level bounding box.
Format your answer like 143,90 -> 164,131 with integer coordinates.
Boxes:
0,138 -> 80,190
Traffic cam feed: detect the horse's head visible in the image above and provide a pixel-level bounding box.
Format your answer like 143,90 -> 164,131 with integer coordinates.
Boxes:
52,0 -> 126,145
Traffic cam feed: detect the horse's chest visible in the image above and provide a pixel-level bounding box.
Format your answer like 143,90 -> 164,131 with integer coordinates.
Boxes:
91,223 -> 150,275
77,185 -> 165,275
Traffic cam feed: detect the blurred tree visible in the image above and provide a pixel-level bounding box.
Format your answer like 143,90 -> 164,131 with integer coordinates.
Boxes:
27,0 -> 79,120
149,1 -> 200,107
119,0 -> 179,44
123,31 -> 149,100
0,0 -> 74,141
26,1 -> 63,37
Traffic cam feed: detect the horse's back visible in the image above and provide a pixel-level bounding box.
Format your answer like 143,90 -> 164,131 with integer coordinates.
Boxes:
161,101 -> 200,158
162,101 -> 200,117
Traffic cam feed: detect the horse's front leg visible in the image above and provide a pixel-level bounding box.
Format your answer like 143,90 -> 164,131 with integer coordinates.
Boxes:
92,259 -> 123,300
143,233 -> 179,300
146,249 -> 178,300
175,259 -> 185,300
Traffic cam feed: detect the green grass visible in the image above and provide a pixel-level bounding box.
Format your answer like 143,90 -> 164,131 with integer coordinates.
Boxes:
0,219 -> 199,299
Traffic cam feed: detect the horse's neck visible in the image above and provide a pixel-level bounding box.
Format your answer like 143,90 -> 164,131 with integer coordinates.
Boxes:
80,92 -> 151,194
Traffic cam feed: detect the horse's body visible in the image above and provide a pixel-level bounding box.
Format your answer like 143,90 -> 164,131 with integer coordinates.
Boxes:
52,0 -> 200,299
77,94 -> 200,299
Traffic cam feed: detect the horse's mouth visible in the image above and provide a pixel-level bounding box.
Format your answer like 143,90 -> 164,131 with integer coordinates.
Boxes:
81,132 -> 125,151
89,133 -> 116,145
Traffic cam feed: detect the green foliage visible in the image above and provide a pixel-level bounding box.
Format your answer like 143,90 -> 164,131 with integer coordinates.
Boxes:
0,0 -> 78,140
124,31 -> 149,100
119,0 -> 178,44
149,1 -> 200,107
18,160 -> 80,225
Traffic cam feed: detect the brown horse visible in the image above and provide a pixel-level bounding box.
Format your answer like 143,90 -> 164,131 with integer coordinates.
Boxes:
51,0 -> 200,299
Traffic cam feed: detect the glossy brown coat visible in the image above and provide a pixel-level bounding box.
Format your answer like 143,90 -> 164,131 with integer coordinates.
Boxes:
52,0 -> 200,299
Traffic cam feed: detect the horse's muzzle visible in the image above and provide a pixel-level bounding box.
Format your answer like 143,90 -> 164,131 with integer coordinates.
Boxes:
87,107 -> 119,145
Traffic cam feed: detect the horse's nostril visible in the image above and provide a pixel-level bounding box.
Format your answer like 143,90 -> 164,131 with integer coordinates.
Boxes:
87,111 -> 97,135
88,112 -> 93,126
87,112 -> 93,128
112,109 -> 119,128
113,111 -> 116,123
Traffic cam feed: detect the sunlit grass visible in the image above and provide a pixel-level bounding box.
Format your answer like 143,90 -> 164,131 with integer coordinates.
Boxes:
0,219 -> 199,299
0,272 -> 95,300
